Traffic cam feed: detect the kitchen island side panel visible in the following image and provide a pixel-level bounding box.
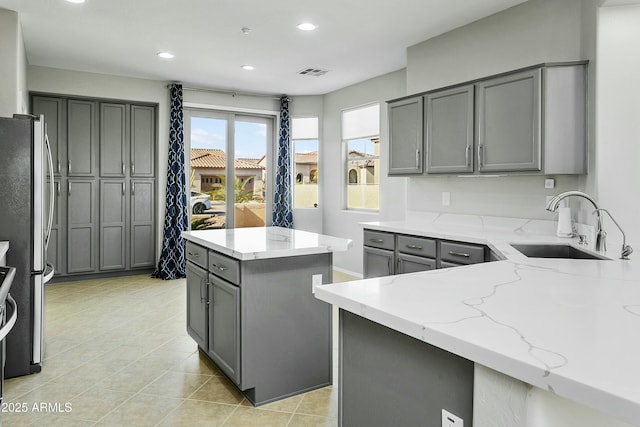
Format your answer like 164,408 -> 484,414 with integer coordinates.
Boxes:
241,253 -> 333,405
339,309 -> 474,427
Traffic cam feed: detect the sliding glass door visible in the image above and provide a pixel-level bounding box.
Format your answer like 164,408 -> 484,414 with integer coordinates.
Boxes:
185,109 -> 274,230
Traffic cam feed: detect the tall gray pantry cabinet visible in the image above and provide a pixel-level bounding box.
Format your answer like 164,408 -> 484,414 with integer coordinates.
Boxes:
32,95 -> 157,278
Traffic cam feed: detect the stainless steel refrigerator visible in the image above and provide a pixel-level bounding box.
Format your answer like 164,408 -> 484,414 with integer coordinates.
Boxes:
0,114 -> 54,378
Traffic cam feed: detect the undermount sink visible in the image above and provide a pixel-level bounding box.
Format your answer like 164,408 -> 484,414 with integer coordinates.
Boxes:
510,243 -> 610,260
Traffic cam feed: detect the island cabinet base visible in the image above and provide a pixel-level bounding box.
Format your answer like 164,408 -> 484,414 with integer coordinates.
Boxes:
187,247 -> 333,406
339,310 -> 474,427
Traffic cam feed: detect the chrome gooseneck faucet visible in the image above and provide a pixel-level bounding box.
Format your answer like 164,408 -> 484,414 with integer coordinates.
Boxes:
593,209 -> 633,259
545,191 -> 606,253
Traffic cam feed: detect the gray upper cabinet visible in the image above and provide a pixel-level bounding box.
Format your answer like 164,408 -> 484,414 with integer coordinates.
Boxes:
476,69 -> 542,173
100,103 -> 127,178
130,105 -> 155,177
388,97 -> 423,175
67,99 -> 96,177
425,85 -> 474,174
33,96 -> 64,177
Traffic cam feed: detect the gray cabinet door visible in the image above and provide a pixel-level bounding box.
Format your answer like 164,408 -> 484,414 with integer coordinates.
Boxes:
396,253 -> 436,274
67,179 -> 96,273
130,179 -> 155,268
388,97 -> 423,175
425,85 -> 474,174
100,103 -> 127,178
476,69 -> 541,172
130,105 -> 155,177
100,180 -> 126,271
209,275 -> 241,385
33,96 -> 64,177
363,246 -> 395,279
186,262 -> 208,350
45,178 -> 64,275
67,99 -> 96,176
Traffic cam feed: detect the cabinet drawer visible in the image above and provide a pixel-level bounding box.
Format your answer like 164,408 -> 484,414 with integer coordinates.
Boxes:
396,235 -> 436,258
186,242 -> 208,269
440,241 -> 486,265
363,230 -> 395,251
208,251 -> 240,285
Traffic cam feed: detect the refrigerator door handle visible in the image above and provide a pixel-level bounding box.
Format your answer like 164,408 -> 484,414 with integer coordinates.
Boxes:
45,133 -> 55,251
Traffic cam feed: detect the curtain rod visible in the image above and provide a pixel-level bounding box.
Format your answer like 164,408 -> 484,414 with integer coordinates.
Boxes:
172,84 -> 290,101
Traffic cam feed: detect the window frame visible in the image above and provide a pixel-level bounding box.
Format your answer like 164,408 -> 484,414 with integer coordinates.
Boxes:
291,116 -> 320,210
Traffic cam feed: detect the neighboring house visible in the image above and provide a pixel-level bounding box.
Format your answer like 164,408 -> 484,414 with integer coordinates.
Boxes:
295,151 -> 318,184
191,148 -> 264,198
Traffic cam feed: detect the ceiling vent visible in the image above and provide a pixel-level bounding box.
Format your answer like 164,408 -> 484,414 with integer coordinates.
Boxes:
298,68 -> 329,77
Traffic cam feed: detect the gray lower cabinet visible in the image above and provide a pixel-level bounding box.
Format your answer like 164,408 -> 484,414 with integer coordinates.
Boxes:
363,246 -> 394,278
339,310 -> 473,426
130,179 -> 155,268
67,179 -> 96,274
397,253 -> 436,274
186,261 -> 208,349
208,275 -> 240,384
388,97 -> 423,175
185,241 -> 332,406
45,178 -> 63,274
425,85 -> 474,174
100,180 -> 126,271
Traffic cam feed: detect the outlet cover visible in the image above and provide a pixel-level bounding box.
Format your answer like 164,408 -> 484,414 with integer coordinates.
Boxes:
442,409 -> 463,427
311,274 -> 323,294
545,178 -> 555,189
442,192 -> 451,206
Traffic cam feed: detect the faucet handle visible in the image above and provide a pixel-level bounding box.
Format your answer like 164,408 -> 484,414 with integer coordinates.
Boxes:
577,234 -> 588,245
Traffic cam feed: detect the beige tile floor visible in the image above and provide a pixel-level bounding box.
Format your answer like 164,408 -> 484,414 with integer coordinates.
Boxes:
3,270 -> 356,426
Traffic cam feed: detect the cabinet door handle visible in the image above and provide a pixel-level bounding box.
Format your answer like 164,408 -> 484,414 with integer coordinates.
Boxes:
201,281 -> 208,304
478,144 -> 484,169
57,160 -> 61,174
465,145 -> 471,168
415,148 -> 420,168
448,251 -> 470,258
406,244 -> 423,250
211,263 -> 227,272
68,160 -> 71,174
187,252 -> 200,258
68,182 -> 71,197
131,162 -> 135,175
369,238 -> 384,244
388,257 -> 393,274
122,162 -> 125,175
131,182 -> 135,195
122,182 -> 125,195
56,182 -> 60,196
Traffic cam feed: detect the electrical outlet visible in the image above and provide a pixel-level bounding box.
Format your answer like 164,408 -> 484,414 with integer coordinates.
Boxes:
311,274 -> 323,294
442,409 -> 463,427
545,178 -> 555,189
442,192 -> 451,206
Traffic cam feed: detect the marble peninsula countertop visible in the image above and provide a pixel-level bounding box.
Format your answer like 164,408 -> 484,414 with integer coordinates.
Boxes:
182,226 -> 352,260
314,212 -> 640,426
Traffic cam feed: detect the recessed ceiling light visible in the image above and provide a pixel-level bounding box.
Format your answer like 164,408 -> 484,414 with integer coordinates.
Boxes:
66,0 -> 85,3
157,52 -> 174,59
241,65 -> 255,71
296,23 -> 317,31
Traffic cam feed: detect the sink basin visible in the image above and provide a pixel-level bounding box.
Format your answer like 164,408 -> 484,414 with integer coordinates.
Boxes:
510,243 -> 609,260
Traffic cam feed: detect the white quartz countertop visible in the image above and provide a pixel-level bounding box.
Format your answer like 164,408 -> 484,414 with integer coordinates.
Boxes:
182,227 -> 352,260
314,213 -> 640,426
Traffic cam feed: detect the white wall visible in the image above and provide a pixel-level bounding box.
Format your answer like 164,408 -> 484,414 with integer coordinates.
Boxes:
322,69 -> 407,274
405,0 -> 600,222
0,9 -> 27,116
596,4 -> 640,249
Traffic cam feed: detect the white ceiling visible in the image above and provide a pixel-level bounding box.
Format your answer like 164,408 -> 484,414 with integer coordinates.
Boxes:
0,0 -> 527,96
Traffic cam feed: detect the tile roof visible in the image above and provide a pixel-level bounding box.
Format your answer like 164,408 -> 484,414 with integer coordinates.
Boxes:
295,151 -> 318,164
191,149 -> 264,169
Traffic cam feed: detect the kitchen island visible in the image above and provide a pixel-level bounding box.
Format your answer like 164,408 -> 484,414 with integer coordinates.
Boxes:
181,227 -> 351,406
315,213 -> 640,427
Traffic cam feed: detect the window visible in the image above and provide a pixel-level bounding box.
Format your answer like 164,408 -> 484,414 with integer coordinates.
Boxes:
342,104 -> 380,210
292,117 -> 319,209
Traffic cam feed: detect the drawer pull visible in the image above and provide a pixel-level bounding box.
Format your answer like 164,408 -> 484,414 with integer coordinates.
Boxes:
369,238 -> 385,244
406,244 -> 423,250
211,263 -> 227,272
187,252 -> 200,258
448,251 -> 470,258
